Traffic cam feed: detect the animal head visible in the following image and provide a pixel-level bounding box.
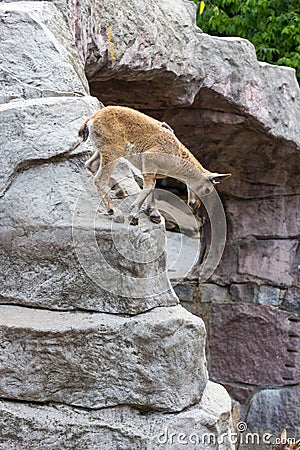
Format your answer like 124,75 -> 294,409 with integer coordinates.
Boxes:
188,172 -> 231,213
272,429 -> 300,450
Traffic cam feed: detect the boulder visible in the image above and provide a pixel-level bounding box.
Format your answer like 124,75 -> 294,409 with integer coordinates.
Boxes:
0,381 -> 234,450
246,385 -> 300,435
208,304 -> 300,386
0,1 -> 236,448
0,96 -> 178,314
0,304 -> 207,412
64,0 -> 300,148
283,287 -> 300,315
0,1 -> 88,104
229,284 -> 281,307
0,96 -> 99,196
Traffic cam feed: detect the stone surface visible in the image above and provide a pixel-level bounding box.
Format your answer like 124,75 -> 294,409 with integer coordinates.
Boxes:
0,96 -> 99,196
0,304 -> 207,412
173,282 -> 198,303
166,231 -> 200,280
246,385 -> 300,435
226,196 -> 300,240
0,381 -> 234,450
208,304 -> 300,386
0,96 -> 177,314
0,2 -> 88,104
66,0 -> 300,144
213,238 -> 299,287
229,284 -> 281,307
237,239 -> 298,287
283,287 -> 300,314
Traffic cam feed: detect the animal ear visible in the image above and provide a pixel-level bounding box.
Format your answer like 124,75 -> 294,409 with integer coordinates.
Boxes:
208,173 -> 232,184
280,429 -> 287,443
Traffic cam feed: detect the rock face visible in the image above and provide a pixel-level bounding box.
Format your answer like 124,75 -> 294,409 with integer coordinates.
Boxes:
0,1 -> 88,103
208,304 -> 300,387
56,0 -> 300,438
58,0 -> 299,290
1,0 -> 299,443
0,381 -> 233,450
0,305 -> 207,411
246,385 -> 300,434
0,1 -> 233,449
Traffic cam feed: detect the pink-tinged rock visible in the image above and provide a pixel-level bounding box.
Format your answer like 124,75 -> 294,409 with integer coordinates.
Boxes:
226,196 -> 300,240
237,239 -> 298,287
208,304 -> 300,386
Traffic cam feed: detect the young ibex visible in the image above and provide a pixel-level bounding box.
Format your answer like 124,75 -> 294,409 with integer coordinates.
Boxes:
78,106 -> 231,225
272,429 -> 300,450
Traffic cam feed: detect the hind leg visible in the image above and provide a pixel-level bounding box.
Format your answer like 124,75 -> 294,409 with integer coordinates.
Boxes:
85,150 -> 100,175
93,157 -> 124,223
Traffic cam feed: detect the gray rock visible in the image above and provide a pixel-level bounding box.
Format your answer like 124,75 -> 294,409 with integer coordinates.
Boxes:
0,381 -> 234,450
0,96 -> 100,196
283,287 -> 300,314
197,283 -> 230,304
229,284 -> 281,307
0,2 -> 88,104
166,231 -> 200,280
246,385 -> 300,435
0,97 -> 177,314
58,0 -> 300,296
237,239 -> 298,287
110,157 -> 144,196
208,304 -> 300,386
255,286 -> 281,307
0,304 -> 207,412
64,0 -> 300,147
173,282 -> 197,303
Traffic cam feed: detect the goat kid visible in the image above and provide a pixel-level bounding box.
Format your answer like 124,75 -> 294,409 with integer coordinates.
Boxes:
78,106 -> 231,225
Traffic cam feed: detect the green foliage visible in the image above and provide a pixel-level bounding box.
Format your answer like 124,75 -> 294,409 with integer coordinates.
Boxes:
189,0 -> 300,80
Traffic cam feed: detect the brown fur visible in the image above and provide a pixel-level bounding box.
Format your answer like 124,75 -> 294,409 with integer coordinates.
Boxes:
79,106 -> 231,224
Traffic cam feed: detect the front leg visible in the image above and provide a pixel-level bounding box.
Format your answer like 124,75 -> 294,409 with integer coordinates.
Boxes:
144,190 -> 162,224
128,173 -> 156,225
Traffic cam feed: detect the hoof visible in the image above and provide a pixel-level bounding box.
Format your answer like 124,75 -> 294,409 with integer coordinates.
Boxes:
150,215 -> 162,224
107,209 -> 114,215
129,216 -> 139,226
145,207 -> 152,216
115,189 -> 126,199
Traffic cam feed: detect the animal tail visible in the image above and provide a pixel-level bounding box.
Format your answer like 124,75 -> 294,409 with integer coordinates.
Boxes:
78,116 -> 93,141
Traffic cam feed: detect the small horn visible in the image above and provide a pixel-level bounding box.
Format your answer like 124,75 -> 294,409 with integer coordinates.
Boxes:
280,429 -> 287,443
208,173 -> 232,184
